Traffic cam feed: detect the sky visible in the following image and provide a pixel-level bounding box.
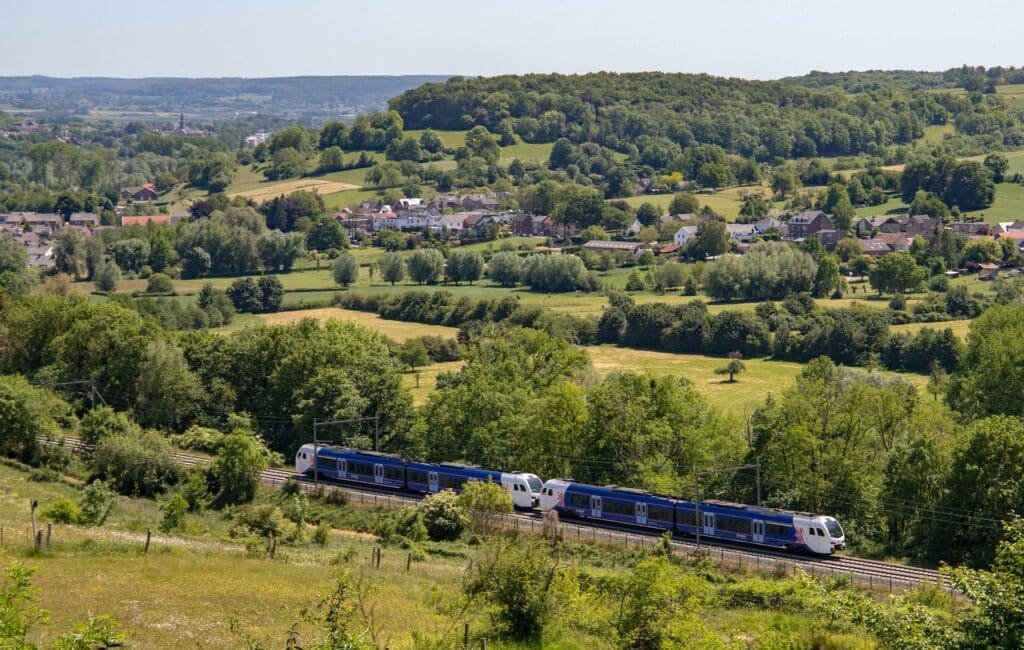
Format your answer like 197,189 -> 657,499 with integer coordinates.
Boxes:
1,0 -> 1022,79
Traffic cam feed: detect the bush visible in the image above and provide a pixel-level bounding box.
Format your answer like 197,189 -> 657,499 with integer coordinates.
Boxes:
231,504 -> 287,539
78,407 -> 136,446
90,430 -> 184,497
520,254 -> 586,292
928,275 -> 950,292
40,498 -> 81,524
145,273 -> 174,294
159,491 -> 188,532
418,490 -> 467,541
172,426 -> 225,454
79,480 -> 115,525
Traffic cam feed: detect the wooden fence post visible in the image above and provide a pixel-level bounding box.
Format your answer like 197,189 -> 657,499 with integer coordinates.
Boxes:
463,623 -> 469,649
406,553 -> 412,571
45,524 -> 51,548
33,530 -> 42,551
144,528 -> 151,554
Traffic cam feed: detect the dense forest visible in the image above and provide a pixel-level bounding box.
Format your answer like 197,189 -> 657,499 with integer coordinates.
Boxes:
390,70 -> 1024,160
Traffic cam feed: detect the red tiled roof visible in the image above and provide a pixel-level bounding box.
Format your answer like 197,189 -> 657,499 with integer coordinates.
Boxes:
121,215 -> 171,227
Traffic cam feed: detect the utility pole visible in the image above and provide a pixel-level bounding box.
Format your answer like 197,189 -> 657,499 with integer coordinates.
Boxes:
692,461 -> 764,549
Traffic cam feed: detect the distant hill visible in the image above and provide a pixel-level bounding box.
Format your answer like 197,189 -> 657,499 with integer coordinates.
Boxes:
0,75 -> 449,120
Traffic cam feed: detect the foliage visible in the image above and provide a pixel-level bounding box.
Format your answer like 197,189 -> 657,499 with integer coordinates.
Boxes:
948,517 -> 1024,646
91,260 -> 121,293
407,248 -> 444,285
90,430 -> 184,497
458,480 -> 513,535
0,376 -> 70,461
463,536 -> 567,640
331,252 -> 359,287
715,352 -> 746,382
486,251 -> 522,287
40,499 -> 81,525
703,243 -> 817,301
869,252 -> 928,294
210,429 -> 270,506
377,252 -> 406,285
227,276 -> 285,313
417,490 -> 467,541
446,249 -> 484,285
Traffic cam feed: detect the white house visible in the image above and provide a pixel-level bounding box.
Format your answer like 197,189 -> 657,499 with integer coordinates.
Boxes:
673,226 -> 699,246
726,224 -> 757,242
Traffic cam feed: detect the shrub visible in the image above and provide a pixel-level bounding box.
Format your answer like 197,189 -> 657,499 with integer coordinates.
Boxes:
40,498 -> 81,524
90,430 -> 184,497
459,480 -> 513,535
231,504 -> 287,539
78,480 -> 115,525
145,273 -> 174,294
928,274 -> 950,292
210,431 -> 269,506
172,426 -> 225,454
159,491 -> 188,532
78,407 -> 136,446
418,490 -> 467,541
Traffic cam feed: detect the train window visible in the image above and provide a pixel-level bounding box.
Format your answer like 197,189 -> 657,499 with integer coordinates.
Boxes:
316,456 -> 334,470
409,471 -> 427,484
567,493 -> 589,508
716,517 -> 747,533
766,523 -> 791,537
384,467 -> 403,481
648,507 -> 671,522
808,528 -> 816,536
816,528 -> 826,537
677,510 -> 697,526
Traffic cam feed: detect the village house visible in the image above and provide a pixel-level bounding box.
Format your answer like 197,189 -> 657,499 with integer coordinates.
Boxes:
858,239 -> 892,258
673,225 -> 699,246
950,221 -> 991,236
67,212 -> 99,228
726,223 -> 757,242
752,216 -> 782,234
978,262 -> 1000,281
871,232 -> 912,252
120,183 -> 160,202
581,240 -> 646,256
785,210 -> 834,239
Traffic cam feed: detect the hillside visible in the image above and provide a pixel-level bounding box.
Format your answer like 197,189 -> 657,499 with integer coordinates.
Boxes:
390,70 -> 1024,160
0,75 -> 449,119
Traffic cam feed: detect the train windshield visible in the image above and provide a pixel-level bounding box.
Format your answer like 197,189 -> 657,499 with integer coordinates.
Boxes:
825,518 -> 844,538
526,476 -> 543,492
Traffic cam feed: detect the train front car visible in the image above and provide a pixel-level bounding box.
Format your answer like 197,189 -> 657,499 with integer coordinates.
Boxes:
295,443 -> 316,475
793,515 -> 846,554
507,472 -> 543,508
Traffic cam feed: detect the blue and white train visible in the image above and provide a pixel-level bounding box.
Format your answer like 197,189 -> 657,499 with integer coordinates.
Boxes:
295,445 -> 846,554
295,444 -> 544,509
539,479 -> 845,555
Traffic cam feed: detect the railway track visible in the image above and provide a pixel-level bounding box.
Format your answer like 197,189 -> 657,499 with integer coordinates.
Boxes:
42,436 -> 952,591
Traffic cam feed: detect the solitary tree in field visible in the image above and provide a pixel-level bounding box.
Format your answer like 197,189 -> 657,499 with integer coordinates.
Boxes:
715,351 -> 746,383
331,251 -> 359,287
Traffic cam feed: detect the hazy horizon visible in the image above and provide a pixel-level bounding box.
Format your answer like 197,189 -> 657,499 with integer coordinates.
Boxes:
2,0 -> 1021,79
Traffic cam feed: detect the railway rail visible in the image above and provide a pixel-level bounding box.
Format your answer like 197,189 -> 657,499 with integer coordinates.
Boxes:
43,436 -> 951,592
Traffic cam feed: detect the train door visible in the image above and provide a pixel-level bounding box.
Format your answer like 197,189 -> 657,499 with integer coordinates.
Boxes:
337,459 -> 347,478
428,471 -> 439,493
590,495 -> 602,518
752,520 -> 765,543
373,463 -> 384,484
702,512 -> 715,536
636,502 -> 648,526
